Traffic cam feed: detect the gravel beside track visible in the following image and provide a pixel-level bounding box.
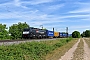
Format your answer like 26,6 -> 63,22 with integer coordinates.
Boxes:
0,38 -> 57,46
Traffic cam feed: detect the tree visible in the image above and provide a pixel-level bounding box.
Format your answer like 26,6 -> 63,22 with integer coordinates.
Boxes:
81,30 -> 90,37
84,30 -> 90,37
72,31 -> 80,38
81,31 -> 85,37
0,24 -> 9,40
9,22 -> 29,39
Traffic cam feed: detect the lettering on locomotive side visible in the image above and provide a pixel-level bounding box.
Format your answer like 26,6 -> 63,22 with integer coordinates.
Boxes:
36,31 -> 44,34
39,32 -> 44,34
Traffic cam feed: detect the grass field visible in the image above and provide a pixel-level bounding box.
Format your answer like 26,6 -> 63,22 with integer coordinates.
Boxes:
0,38 -> 76,60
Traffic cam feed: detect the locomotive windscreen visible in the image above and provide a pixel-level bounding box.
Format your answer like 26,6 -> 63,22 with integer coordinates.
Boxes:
23,28 -> 30,31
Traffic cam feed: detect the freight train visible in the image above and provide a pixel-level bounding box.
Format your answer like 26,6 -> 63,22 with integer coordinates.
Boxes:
22,27 -> 68,39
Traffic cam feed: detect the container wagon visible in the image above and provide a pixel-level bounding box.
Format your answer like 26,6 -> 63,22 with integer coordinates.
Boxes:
54,32 -> 59,38
46,30 -> 54,38
59,32 -> 68,38
63,33 -> 68,37
59,32 -> 63,38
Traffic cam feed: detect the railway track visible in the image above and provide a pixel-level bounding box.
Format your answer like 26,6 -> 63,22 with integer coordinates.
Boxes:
0,38 -> 58,46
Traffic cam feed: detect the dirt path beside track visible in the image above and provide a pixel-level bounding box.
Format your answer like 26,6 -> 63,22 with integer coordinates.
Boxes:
59,39 -> 80,60
59,38 -> 90,60
83,39 -> 90,60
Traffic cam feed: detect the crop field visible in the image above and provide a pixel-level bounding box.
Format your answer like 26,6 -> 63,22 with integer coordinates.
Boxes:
0,38 -> 74,60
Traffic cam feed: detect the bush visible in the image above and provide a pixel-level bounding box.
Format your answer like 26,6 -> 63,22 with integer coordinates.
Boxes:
72,31 -> 80,38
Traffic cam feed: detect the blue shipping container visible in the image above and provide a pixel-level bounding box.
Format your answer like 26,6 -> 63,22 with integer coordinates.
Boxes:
47,30 -> 54,36
63,33 -> 68,37
63,34 -> 67,36
59,33 -> 63,37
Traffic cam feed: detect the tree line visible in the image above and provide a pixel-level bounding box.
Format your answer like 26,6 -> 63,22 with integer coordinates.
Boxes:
0,22 -> 90,39
72,30 -> 90,38
0,22 -> 29,40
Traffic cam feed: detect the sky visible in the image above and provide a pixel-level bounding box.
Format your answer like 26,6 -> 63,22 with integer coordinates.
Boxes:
0,0 -> 90,34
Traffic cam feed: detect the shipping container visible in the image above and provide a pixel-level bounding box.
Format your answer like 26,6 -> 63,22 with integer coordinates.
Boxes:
54,32 -> 59,37
59,32 -> 68,38
63,33 -> 68,37
59,32 -> 63,38
63,33 -> 67,37
46,30 -> 54,38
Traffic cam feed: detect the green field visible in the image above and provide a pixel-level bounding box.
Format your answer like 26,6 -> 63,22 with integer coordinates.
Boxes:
0,38 -> 74,60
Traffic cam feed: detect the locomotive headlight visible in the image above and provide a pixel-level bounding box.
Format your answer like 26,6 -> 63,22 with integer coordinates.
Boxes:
23,31 -> 29,34
36,31 -> 39,33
